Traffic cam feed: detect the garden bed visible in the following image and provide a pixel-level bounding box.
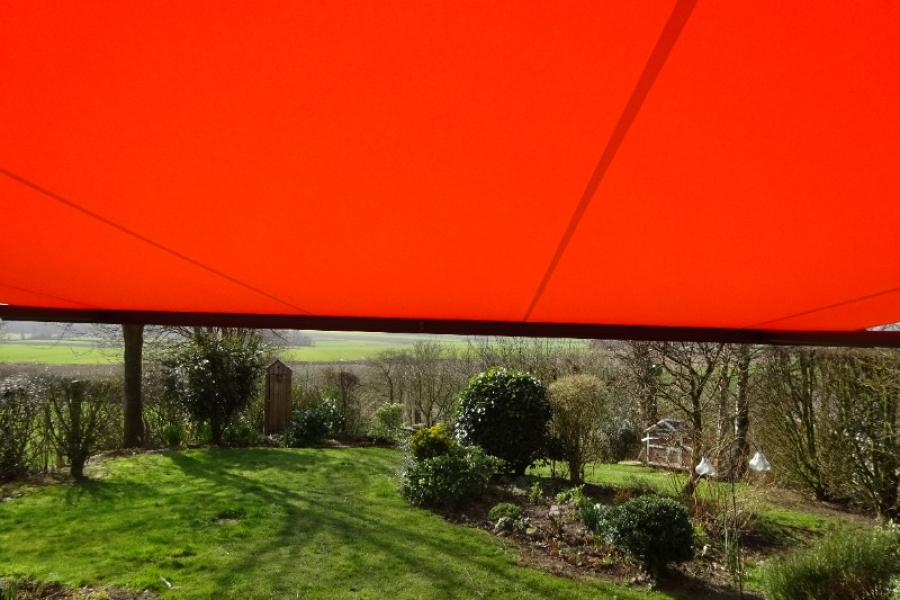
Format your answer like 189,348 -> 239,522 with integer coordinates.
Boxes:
442,476 -> 769,599
0,579 -> 155,600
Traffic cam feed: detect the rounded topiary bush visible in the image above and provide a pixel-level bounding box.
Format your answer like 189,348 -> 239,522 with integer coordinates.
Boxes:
455,368 -> 550,474
488,502 -> 522,522
605,495 -> 693,575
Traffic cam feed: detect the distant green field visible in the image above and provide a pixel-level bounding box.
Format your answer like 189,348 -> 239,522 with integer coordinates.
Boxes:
0,334 -> 470,365
0,343 -> 122,365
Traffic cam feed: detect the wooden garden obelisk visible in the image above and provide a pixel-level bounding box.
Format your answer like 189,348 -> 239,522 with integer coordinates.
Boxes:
264,360 -> 293,434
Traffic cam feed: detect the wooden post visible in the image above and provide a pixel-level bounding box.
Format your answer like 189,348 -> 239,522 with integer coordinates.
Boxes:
264,360 -> 293,434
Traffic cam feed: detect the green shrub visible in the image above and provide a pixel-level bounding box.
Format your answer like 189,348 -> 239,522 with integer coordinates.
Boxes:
528,481 -> 544,504
160,423 -> 186,448
455,368 -> 550,475
410,423 -> 455,460
400,446 -> 499,509
223,419 -> 258,447
488,502 -> 523,522
161,328 -> 267,446
548,374 -> 609,483
369,402 -> 404,442
287,400 -> 340,447
762,527 -> 900,600
555,484 -> 588,508
605,495 -> 693,575
580,502 -> 614,536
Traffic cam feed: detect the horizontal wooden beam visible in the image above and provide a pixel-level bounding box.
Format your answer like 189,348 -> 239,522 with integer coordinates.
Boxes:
2,305 -> 900,348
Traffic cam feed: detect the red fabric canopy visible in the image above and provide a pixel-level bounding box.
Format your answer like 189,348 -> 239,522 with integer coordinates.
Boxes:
2,2 -> 899,340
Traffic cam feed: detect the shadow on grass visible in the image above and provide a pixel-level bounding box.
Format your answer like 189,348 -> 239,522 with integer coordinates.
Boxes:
63,477 -> 157,506
164,449 -> 662,600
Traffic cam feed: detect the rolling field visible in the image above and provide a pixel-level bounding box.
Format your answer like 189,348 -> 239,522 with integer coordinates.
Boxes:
0,342 -> 122,365
0,332 -> 470,365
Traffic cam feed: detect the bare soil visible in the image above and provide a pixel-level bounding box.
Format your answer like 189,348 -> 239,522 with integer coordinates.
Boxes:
0,579 -> 156,600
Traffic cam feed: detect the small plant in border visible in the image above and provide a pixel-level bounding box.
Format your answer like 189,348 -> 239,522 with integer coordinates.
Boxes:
554,485 -> 588,508
409,423 -> 455,460
528,481 -> 544,505
488,502 -> 523,522
580,503 -> 614,537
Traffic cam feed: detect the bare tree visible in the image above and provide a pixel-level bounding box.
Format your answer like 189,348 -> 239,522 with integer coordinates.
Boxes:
755,347 -> 831,500
728,344 -> 755,480
47,378 -> 117,479
821,349 -> 899,518
369,350 -> 412,421
652,342 -> 727,496
323,366 -> 362,434
406,342 -> 461,426
619,341 -> 661,430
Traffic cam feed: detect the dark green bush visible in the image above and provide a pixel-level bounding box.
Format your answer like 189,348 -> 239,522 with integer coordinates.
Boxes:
488,502 -> 522,522
409,423 -> 455,460
287,399 -> 341,446
400,446 -> 499,509
762,527 -> 900,600
455,368 -> 550,474
161,328 -> 267,446
604,495 -> 693,575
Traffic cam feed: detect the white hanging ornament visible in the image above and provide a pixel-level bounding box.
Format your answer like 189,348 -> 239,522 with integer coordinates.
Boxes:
695,456 -> 716,477
748,450 -> 772,473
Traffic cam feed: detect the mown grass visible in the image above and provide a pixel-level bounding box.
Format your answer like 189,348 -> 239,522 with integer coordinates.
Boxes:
0,448 -> 677,600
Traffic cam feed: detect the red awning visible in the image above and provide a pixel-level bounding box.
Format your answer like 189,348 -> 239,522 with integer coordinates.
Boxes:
2,2 -> 900,344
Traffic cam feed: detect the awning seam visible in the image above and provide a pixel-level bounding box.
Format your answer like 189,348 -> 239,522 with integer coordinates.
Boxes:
750,284 -> 900,329
521,0 -> 698,322
0,167 -> 309,315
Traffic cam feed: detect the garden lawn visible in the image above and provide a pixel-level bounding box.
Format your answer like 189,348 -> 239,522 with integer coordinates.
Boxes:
0,448 -> 676,600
